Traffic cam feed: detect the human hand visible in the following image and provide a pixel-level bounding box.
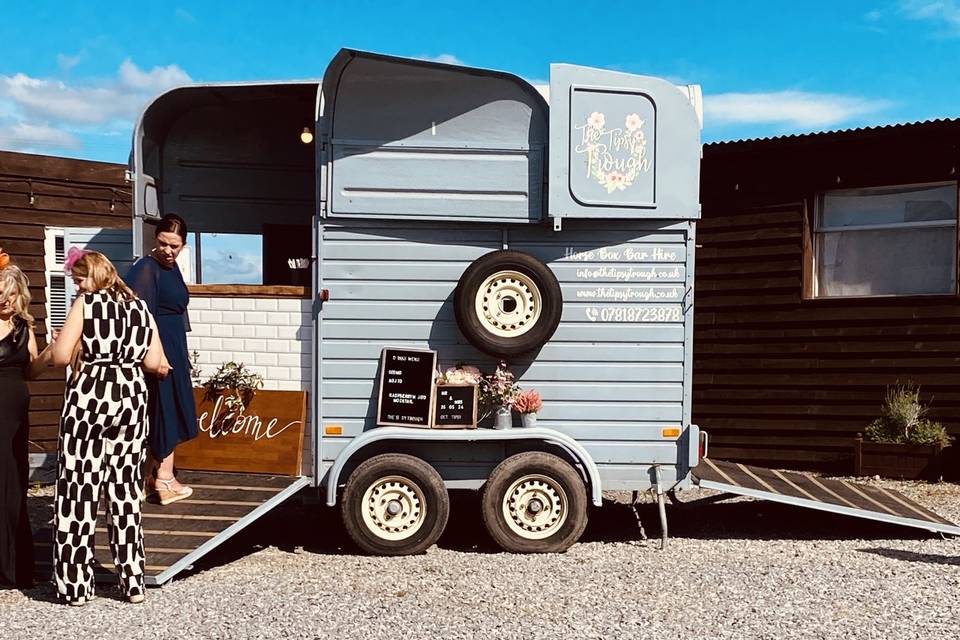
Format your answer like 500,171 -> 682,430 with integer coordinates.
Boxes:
157,359 -> 172,379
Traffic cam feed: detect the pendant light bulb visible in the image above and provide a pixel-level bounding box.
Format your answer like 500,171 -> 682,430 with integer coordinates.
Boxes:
300,127 -> 314,144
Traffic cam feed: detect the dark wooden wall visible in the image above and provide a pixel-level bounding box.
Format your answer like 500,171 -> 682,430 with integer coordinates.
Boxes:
0,151 -> 131,453
695,120 -> 960,471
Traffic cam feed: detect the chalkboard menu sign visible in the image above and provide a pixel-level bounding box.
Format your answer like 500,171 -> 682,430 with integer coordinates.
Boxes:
433,384 -> 478,429
376,347 -> 438,427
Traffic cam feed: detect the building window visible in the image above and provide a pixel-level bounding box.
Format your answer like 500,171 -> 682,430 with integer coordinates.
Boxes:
43,227 -> 69,331
814,183 -> 958,298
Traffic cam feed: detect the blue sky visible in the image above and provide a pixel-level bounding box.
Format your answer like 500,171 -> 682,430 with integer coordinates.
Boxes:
1,0 -> 959,163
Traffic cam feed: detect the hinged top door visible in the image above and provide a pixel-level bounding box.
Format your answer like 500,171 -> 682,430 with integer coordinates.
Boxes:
548,64 -> 701,220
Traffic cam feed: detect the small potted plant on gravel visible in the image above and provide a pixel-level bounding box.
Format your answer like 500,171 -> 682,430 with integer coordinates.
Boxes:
855,383 -> 953,480
513,389 -> 543,428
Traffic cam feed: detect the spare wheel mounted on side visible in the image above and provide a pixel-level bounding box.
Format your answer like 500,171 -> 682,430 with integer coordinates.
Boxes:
454,250 -> 562,358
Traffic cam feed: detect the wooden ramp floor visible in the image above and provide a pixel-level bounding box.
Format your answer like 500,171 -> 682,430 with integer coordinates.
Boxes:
693,458 -> 960,536
34,470 -> 310,586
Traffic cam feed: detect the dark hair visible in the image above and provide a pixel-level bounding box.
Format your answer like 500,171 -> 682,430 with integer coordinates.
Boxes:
156,213 -> 188,242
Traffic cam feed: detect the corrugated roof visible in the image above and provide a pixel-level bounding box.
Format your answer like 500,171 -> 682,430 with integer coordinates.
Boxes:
705,117 -> 960,150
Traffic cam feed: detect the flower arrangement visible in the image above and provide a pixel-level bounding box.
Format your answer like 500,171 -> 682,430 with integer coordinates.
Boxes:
201,361 -> 264,416
512,389 -> 543,415
438,364 -> 482,386
479,361 -> 520,409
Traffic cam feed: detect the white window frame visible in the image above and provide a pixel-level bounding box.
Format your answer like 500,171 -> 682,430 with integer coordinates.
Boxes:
812,181 -> 959,299
43,227 -> 71,332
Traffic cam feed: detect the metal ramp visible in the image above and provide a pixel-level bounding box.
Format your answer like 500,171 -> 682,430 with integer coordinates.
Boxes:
693,458 -> 960,536
35,470 -> 309,586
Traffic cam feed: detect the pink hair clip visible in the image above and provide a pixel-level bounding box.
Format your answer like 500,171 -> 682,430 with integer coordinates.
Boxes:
64,247 -> 90,274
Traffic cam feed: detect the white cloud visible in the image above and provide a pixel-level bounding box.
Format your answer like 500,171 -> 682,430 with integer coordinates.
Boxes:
0,122 -> 82,152
174,8 -> 196,23
704,90 -> 891,128
899,0 -> 960,35
0,59 -> 191,156
416,53 -> 465,66
118,58 -> 191,92
57,53 -> 82,72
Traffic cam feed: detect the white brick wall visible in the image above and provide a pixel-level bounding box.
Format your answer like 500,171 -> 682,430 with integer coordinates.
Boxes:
187,296 -> 312,392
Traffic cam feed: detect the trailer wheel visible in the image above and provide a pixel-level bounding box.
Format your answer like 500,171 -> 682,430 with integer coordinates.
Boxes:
481,452 -> 588,553
454,250 -> 562,357
342,454 -> 450,556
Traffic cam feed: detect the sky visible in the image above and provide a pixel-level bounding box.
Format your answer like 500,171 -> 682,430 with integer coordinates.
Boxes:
1,0 -> 959,164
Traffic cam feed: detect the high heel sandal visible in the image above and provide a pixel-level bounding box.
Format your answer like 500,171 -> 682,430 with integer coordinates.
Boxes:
154,476 -> 193,506
128,593 -> 145,604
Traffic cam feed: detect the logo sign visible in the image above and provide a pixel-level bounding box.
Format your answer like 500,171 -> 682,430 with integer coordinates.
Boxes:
569,88 -> 656,206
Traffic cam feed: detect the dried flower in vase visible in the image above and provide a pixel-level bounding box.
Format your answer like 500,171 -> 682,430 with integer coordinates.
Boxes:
513,389 -> 543,415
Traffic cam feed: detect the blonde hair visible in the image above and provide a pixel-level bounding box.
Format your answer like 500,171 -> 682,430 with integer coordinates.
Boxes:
71,252 -> 137,302
0,264 -> 35,329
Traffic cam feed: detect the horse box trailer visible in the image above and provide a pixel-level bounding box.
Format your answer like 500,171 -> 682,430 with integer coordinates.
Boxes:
124,49 -> 957,584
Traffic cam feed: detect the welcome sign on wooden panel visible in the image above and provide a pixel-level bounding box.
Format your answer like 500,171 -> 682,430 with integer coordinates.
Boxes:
176,389 -> 307,476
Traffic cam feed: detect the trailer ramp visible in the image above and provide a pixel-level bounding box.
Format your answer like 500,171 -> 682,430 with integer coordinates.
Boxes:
693,458 -> 960,536
35,470 -> 309,586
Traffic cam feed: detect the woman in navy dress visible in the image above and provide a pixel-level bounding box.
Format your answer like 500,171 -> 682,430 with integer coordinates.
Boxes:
126,214 -> 196,505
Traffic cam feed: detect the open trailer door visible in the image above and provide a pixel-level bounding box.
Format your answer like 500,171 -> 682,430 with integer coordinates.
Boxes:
694,458 -> 960,536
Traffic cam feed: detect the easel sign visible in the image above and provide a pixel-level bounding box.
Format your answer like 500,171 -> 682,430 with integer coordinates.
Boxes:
433,384 -> 478,429
376,347 -> 438,428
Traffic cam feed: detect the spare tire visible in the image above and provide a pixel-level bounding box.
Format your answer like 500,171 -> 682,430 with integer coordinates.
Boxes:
454,250 -> 562,357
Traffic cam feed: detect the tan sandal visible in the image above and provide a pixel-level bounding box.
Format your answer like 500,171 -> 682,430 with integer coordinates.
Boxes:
154,476 -> 193,506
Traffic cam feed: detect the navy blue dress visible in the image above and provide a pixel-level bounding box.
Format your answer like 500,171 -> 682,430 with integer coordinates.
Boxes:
126,256 -> 198,459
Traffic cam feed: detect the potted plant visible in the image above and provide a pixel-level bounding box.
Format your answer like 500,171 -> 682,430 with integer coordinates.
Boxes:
513,389 -> 543,428
855,383 -> 953,480
200,361 -> 264,421
479,361 -> 520,429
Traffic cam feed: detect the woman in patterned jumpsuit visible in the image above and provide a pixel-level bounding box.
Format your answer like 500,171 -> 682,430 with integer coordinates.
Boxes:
49,250 -> 168,606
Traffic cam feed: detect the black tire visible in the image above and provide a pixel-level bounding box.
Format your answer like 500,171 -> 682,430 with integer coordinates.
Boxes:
454,250 -> 562,357
341,453 -> 450,555
481,452 -> 588,553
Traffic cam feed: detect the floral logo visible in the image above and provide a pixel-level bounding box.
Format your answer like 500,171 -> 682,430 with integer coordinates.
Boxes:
574,111 -> 651,193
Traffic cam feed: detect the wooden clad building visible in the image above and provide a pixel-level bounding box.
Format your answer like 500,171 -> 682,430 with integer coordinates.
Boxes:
696,119 -> 960,471
0,151 -> 131,456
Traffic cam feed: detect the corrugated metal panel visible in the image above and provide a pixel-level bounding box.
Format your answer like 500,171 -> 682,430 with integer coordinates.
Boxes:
319,219 -> 692,485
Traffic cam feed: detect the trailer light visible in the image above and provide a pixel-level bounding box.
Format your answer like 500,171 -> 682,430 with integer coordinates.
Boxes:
300,127 -> 314,144
661,428 -> 681,438
324,424 -> 343,435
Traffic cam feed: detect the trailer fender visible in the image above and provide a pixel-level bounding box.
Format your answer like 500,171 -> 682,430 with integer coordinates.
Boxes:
325,427 -> 603,508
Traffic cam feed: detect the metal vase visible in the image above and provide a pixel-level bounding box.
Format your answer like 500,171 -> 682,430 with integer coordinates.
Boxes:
493,405 -> 513,429
520,412 -> 537,428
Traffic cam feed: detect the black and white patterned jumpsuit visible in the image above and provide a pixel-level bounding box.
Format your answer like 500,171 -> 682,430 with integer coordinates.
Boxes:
53,291 -> 153,602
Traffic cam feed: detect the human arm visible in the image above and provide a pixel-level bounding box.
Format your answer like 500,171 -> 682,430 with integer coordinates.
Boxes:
142,313 -> 171,379
27,327 -> 54,379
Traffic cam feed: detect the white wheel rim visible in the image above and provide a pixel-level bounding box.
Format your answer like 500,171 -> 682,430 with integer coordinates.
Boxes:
501,473 -> 568,540
474,270 -> 542,338
360,475 -> 427,541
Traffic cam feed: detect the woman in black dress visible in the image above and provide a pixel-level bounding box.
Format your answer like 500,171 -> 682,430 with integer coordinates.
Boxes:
0,260 -> 50,589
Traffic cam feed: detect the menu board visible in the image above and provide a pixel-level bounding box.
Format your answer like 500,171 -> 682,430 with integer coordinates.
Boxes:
433,385 -> 478,429
376,347 -> 438,427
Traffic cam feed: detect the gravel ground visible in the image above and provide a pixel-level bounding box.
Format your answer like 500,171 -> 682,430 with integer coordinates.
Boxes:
2,475 -> 959,640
